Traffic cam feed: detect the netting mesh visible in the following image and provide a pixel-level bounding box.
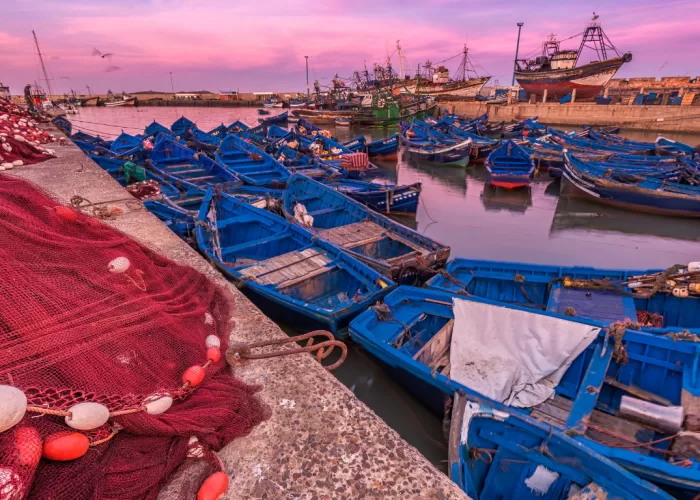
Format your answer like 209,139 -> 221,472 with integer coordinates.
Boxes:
0,175 -> 266,499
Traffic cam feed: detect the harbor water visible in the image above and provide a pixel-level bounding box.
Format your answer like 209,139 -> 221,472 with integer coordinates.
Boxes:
70,106 -> 700,470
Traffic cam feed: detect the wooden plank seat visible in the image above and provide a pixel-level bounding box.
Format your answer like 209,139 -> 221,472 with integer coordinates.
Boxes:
239,248 -> 332,287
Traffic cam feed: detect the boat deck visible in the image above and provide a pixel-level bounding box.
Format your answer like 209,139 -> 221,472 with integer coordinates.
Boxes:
530,396 -> 654,451
239,248 -> 331,288
320,221 -> 427,262
547,287 -> 637,324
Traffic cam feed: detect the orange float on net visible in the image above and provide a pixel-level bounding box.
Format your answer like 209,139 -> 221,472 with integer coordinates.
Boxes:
53,206 -> 79,223
15,427 -> 42,468
182,365 -> 205,387
197,471 -> 229,500
42,431 -> 90,461
206,347 -> 221,364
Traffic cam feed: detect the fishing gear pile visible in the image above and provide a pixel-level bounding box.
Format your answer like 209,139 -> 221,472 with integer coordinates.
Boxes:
0,176 -> 266,499
0,98 -> 57,169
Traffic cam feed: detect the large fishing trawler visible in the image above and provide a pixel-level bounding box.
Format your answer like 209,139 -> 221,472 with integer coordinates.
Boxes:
515,14 -> 632,99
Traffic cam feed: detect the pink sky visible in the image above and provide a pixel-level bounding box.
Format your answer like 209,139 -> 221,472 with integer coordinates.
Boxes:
2,0 -> 699,95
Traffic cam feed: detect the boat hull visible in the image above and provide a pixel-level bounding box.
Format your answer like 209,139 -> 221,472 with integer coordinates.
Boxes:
515,57 -> 627,99
406,76 -> 490,98
337,182 -> 422,215
104,98 -> 136,107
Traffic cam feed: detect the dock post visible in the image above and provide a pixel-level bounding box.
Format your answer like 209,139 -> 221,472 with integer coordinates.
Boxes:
603,87 -> 609,98
571,88 -> 577,103
543,89 -> 548,103
507,89 -> 513,105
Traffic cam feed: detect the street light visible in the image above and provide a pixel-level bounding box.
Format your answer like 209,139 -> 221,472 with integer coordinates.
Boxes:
513,23 -> 524,86
305,56 -> 310,98
169,72 -> 175,99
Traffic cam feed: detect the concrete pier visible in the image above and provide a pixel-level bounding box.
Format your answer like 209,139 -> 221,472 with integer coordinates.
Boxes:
441,101 -> 700,133
7,130 -> 467,499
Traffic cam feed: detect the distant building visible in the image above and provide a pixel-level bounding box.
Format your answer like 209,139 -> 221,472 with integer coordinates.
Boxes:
219,91 -> 239,101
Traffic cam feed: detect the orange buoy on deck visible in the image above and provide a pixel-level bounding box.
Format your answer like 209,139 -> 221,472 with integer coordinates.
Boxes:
182,365 -> 205,387
197,471 -> 229,500
42,432 -> 90,461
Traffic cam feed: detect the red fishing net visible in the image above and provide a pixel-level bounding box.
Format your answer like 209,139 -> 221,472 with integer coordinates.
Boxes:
0,175 -> 266,499
0,98 -> 56,168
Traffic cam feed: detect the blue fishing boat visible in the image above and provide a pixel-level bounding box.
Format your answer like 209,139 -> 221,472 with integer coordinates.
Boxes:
195,188 -> 394,334
171,116 -> 195,138
148,136 -> 242,189
367,133 -> 400,160
448,393 -> 672,500
349,285 -> 700,496
342,136 -> 367,153
656,136 -> 697,157
70,131 -> 112,153
320,177 -> 422,216
215,134 -> 292,187
143,120 -> 172,142
564,153 -> 700,218
281,174 -> 449,284
257,108 -> 271,115
485,140 -> 536,189
401,122 -> 473,164
426,258 -> 700,334
227,120 -> 249,133
188,127 -> 222,153
51,115 -> 72,136
258,111 -> 289,125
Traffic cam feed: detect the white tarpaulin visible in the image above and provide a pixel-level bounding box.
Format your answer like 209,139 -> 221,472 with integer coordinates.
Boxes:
450,298 -> 600,408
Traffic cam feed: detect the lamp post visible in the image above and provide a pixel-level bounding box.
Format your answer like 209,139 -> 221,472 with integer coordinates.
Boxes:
512,23 -> 524,86
169,72 -> 175,99
305,56 -> 310,98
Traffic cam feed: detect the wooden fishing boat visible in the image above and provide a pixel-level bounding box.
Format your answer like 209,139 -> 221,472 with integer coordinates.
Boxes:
349,285 -> 700,496
188,127 -> 222,154
426,258 -> 700,334
148,136 -> 242,190
404,136 -> 473,164
448,392 -> 673,499
103,97 -> 136,107
485,140 -> 536,189
320,177 -> 422,216
258,111 -> 289,125
281,174 -> 449,284
227,120 -> 249,133
51,115 -> 72,135
215,134 -> 292,187
367,133 -> 399,160
196,188 -> 394,334
334,117 -> 352,127
171,116 -> 195,138
263,99 -> 284,108
563,153 -> 700,218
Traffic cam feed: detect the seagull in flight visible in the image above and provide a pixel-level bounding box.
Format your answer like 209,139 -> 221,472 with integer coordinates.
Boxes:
92,48 -> 114,61
105,65 -> 122,73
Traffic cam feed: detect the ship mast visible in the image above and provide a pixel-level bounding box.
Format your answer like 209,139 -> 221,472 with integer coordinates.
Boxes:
396,40 -> 405,80
32,30 -> 54,99
576,13 -> 625,65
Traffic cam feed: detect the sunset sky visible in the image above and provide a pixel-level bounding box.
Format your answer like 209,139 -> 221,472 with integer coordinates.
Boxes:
2,0 -> 699,95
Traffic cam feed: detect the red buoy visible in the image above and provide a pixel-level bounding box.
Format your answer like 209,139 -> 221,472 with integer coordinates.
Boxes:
206,347 -> 221,364
53,206 -> 79,223
197,471 -> 229,500
42,432 -> 90,461
15,427 -> 42,468
182,365 -> 205,387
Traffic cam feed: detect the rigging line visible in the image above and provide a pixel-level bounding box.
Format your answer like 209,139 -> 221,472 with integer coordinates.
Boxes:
69,118 -> 144,131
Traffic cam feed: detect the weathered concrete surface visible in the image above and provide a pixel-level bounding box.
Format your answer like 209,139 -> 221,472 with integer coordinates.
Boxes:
6,131 -> 467,500
441,101 -> 700,133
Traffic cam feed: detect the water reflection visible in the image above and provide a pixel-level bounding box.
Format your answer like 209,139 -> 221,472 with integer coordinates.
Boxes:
481,184 -> 533,213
